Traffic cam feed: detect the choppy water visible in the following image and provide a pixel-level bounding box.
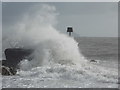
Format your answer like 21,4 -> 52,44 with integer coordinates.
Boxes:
76,37 -> 118,61
2,37 -> 118,88
76,37 -> 118,69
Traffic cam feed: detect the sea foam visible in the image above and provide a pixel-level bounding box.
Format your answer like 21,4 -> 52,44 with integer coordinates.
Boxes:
3,4 -> 86,70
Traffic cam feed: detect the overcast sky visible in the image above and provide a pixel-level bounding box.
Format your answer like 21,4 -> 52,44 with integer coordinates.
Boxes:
2,2 -> 118,37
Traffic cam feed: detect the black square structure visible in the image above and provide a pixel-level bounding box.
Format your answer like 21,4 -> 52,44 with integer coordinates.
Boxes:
67,27 -> 73,36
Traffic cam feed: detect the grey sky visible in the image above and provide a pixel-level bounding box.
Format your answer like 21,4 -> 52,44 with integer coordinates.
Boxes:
2,2 -> 118,37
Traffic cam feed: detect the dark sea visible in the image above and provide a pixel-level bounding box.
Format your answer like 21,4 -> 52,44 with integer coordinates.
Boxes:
75,37 -> 118,68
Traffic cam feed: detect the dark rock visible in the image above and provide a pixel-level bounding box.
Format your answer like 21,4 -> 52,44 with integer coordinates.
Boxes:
2,66 -> 17,75
90,59 -> 97,63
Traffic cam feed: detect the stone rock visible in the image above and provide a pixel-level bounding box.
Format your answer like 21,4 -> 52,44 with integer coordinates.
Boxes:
2,66 -> 17,75
90,59 -> 97,63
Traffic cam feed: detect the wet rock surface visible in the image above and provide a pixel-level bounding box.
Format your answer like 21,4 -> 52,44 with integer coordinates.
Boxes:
2,66 -> 17,75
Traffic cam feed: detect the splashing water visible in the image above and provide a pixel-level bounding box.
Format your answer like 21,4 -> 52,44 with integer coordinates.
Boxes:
2,4 -> 118,88
3,4 -> 86,68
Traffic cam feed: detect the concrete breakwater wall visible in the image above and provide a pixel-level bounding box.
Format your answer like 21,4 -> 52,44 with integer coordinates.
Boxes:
1,48 -> 33,75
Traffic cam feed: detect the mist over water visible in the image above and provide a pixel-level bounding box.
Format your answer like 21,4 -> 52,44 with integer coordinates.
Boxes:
3,4 -> 86,69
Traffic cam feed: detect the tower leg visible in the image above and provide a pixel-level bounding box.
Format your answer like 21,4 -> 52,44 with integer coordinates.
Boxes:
69,32 -> 71,36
